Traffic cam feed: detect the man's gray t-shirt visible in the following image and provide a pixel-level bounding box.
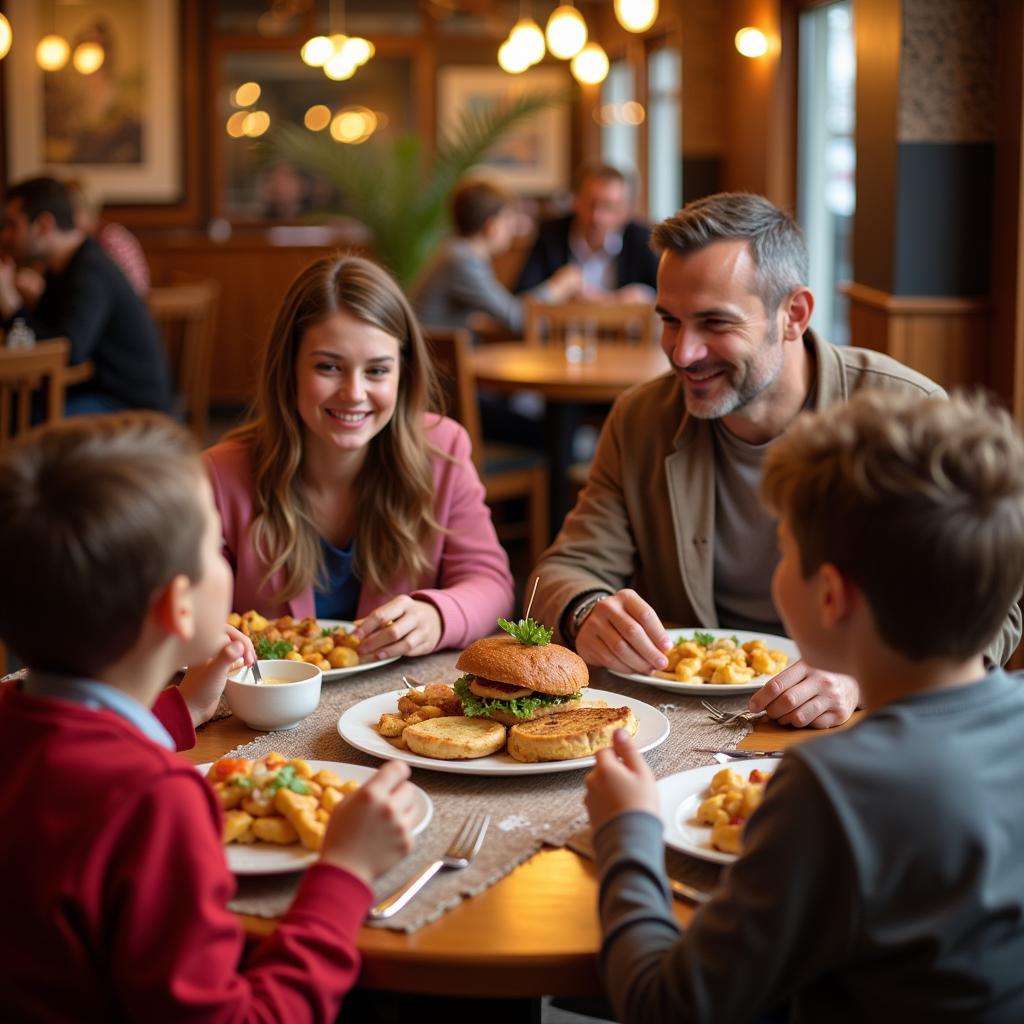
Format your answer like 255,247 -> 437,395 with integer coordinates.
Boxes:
711,419 -> 783,634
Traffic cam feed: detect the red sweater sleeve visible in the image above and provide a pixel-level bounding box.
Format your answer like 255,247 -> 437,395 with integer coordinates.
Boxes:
153,686 -> 198,751
102,770 -> 372,1023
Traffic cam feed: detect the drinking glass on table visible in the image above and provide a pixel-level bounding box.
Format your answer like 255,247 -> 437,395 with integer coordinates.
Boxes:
564,320 -> 597,364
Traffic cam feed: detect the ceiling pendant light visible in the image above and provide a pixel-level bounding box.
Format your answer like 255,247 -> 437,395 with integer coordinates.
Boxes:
545,4 -> 587,61
36,34 -> 70,71
614,0 -> 658,34
0,15 -> 12,61
498,37 -> 531,74
509,12 -> 545,66
570,42 -> 609,85
735,27 -> 769,58
72,41 -> 106,75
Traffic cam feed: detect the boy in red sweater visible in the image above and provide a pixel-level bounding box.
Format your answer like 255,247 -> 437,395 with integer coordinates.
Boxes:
0,413 -> 422,1022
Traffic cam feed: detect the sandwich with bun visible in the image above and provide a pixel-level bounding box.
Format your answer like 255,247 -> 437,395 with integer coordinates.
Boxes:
454,615 -> 590,726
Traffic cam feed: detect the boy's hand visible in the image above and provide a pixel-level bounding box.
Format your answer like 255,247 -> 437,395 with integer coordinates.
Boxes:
351,596 -> 442,660
584,729 -> 659,833
747,660 -> 859,728
177,625 -> 255,727
319,760 -> 419,885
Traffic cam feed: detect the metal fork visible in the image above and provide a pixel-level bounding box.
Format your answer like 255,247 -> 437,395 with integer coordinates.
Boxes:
700,699 -> 764,727
368,812 -> 490,921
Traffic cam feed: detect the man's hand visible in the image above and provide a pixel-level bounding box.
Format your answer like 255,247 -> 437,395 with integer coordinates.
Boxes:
0,257 -> 23,319
574,588 -> 671,673
177,625 -> 255,727
747,659 -> 859,728
14,267 -> 45,309
614,283 -> 655,304
585,729 -> 660,833
350,596 -> 443,660
546,262 -> 583,302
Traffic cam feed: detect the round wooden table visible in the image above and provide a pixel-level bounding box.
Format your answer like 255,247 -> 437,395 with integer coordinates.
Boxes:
469,342 -> 670,529
187,699 -> 822,1003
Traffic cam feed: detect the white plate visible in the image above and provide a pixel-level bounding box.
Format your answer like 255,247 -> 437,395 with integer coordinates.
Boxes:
197,759 -> 433,875
246,619 -> 400,682
337,688 -> 670,776
657,757 -> 780,864
609,628 -> 800,696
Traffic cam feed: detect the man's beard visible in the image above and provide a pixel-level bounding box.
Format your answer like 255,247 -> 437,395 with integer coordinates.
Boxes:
678,321 -> 783,420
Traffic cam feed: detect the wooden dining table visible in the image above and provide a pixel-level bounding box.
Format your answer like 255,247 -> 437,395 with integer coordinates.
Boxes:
186,685 -> 841,1008
469,342 -> 670,532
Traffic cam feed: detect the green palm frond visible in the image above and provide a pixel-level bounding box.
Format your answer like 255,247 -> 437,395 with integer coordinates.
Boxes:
270,89 -> 565,285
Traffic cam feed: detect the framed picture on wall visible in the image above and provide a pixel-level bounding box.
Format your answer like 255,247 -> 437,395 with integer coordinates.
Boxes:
4,0 -> 181,204
437,66 -> 570,194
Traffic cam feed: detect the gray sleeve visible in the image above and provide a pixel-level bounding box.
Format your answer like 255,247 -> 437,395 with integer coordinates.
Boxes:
986,595 -> 1022,666
446,252 -> 524,333
592,758 -> 860,1024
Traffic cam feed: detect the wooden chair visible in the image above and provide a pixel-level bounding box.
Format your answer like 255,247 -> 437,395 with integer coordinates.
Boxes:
523,299 -> 656,346
0,338 -> 70,676
0,339 -> 69,451
426,327 -> 550,568
148,278 -> 220,442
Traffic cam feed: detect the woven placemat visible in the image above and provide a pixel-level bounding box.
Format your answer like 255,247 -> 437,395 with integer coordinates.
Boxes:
220,654 -> 753,933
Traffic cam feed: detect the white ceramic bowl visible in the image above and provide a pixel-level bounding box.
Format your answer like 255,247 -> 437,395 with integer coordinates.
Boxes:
225,659 -> 322,731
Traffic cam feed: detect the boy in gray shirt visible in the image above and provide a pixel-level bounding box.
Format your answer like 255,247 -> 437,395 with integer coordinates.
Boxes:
585,389 -> 1024,1023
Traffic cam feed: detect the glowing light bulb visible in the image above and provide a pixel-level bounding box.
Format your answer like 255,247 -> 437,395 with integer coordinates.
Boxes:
735,27 -> 768,58
232,81 -> 261,107
498,38 -> 530,74
545,5 -> 587,60
323,50 -> 357,80
301,35 -> 333,67
241,110 -> 271,137
614,0 -> 658,33
342,37 -> 374,66
72,41 -> 105,75
570,42 -> 609,85
304,104 -> 332,131
226,111 -> 248,138
509,18 -> 545,66
36,35 -> 70,72
330,107 -> 377,144
0,15 -> 12,61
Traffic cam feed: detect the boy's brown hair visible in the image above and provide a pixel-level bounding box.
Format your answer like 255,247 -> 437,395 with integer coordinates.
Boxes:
761,390 -> 1024,660
451,178 -> 511,237
0,413 -> 206,676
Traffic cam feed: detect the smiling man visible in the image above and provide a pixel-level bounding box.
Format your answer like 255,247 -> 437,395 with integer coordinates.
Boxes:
531,192 -> 1023,728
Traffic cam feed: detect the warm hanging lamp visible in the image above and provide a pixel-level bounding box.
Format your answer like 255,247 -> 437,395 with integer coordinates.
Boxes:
571,41 -> 609,85
0,15 -> 12,61
545,4 -> 587,60
614,0 -> 658,34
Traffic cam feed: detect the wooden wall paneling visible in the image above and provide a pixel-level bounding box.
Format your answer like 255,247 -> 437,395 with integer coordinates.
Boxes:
845,283 -> 991,392
144,239 -> 349,406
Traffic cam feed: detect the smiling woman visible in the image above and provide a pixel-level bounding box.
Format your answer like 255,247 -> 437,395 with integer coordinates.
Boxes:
203,254 -> 514,660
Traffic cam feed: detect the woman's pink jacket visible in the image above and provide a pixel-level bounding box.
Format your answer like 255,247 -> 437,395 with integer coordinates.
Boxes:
203,416 -> 514,650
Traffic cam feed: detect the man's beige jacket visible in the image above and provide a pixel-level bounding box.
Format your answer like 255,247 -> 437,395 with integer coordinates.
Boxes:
532,330 -> 1023,664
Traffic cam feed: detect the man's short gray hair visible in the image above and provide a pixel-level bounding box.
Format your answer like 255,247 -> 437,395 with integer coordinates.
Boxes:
652,192 -> 809,313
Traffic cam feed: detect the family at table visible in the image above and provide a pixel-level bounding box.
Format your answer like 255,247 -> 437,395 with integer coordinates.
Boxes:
1,191 -> 1022,1022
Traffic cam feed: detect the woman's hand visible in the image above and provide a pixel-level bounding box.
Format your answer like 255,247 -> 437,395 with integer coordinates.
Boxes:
351,596 -> 443,659
177,624 -> 255,726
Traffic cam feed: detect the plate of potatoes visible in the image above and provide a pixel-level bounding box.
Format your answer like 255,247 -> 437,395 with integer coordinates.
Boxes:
199,755 -> 432,874
228,612 -> 401,680
610,628 -> 799,696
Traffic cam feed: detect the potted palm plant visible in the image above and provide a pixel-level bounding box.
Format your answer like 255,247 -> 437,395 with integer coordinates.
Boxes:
270,91 -> 563,287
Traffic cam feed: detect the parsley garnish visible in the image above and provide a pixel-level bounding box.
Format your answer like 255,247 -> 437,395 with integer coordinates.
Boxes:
266,765 -> 309,795
693,631 -> 716,647
254,637 -> 295,660
227,774 -> 253,790
498,617 -> 553,646
320,627 -> 333,637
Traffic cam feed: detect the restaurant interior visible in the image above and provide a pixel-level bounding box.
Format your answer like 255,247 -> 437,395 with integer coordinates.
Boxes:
2,1 -> 1024,1022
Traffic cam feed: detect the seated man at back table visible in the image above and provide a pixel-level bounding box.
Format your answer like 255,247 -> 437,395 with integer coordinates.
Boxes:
0,176 -> 171,416
531,191 -> 1022,728
515,163 -> 658,303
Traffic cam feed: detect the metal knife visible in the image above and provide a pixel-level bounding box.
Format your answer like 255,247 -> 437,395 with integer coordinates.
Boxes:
692,748 -> 783,759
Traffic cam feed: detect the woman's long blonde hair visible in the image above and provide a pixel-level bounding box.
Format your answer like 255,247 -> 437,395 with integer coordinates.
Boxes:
227,254 -> 442,602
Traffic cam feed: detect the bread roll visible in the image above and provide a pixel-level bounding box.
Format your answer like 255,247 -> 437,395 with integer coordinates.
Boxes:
403,716 -> 507,760
507,706 -> 637,763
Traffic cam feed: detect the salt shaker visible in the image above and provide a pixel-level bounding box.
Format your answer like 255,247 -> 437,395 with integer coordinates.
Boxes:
6,317 -> 35,349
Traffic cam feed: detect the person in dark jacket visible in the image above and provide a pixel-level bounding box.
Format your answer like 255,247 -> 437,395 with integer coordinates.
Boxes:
0,176 -> 171,414
515,164 -> 659,301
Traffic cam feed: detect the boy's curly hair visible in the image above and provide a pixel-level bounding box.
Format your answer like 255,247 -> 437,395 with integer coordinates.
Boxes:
761,390 -> 1024,660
